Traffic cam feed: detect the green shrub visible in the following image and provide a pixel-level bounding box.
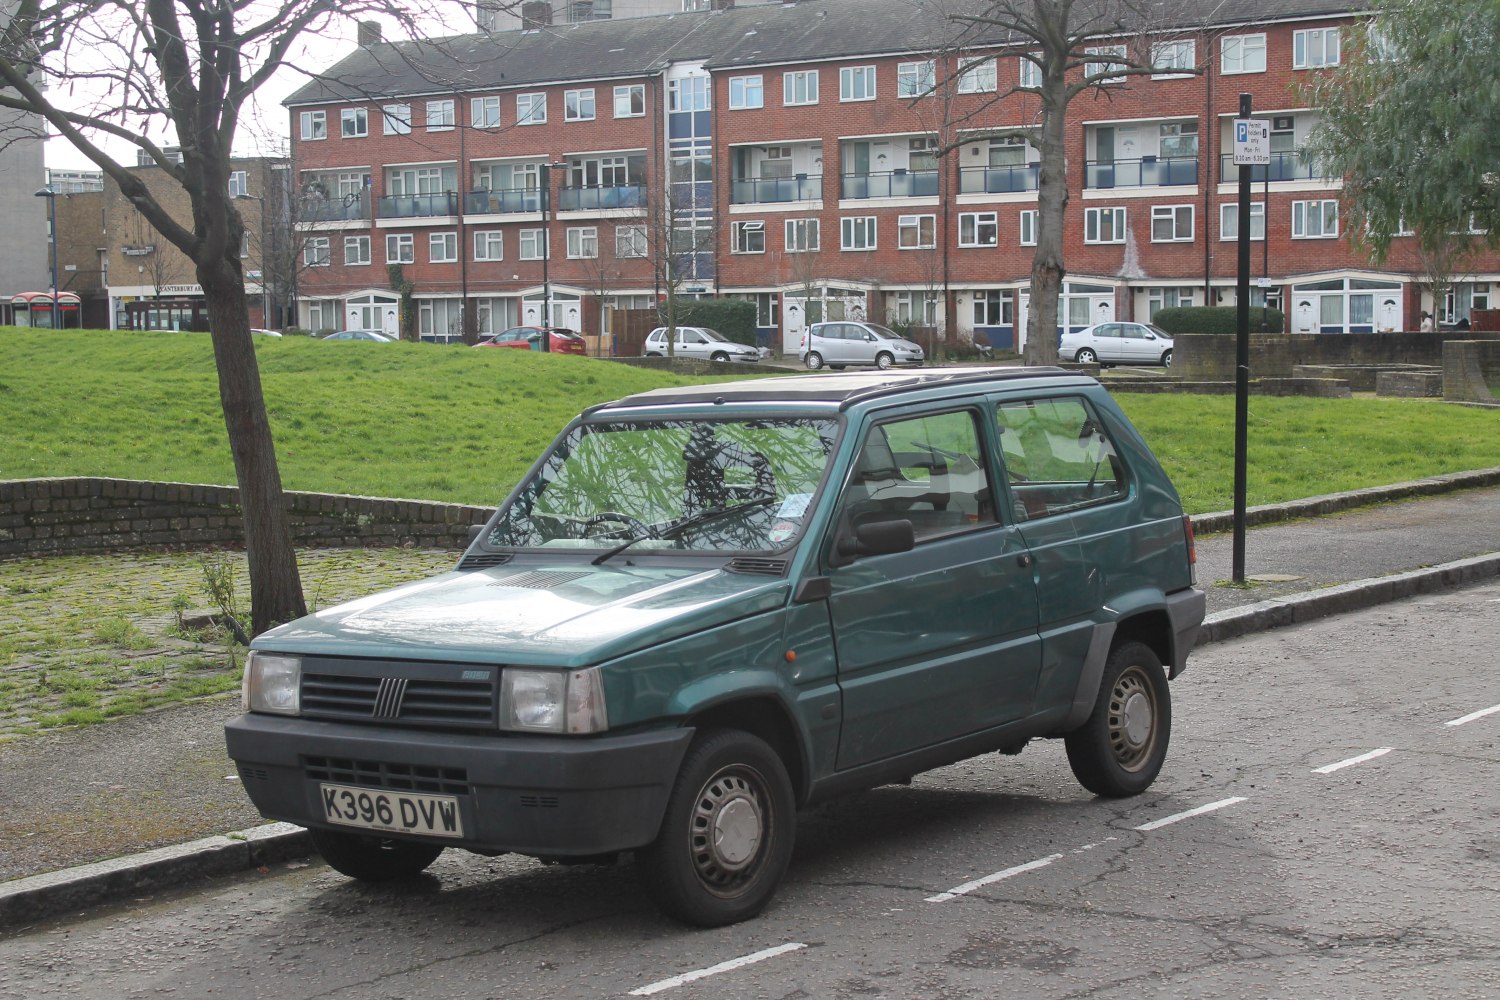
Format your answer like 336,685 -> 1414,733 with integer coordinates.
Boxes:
1152,306 -> 1284,335
666,300 -> 758,346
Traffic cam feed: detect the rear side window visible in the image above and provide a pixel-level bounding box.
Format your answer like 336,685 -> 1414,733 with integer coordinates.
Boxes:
839,410 -> 995,541
995,397 -> 1127,521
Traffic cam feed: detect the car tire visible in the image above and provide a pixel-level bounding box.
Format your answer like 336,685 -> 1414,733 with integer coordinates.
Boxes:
637,729 -> 795,928
875,352 -> 895,370
309,828 -> 445,882
710,351 -> 730,363
1064,641 -> 1171,798
804,352 -> 824,370
1161,349 -> 1173,368
1075,348 -> 1097,365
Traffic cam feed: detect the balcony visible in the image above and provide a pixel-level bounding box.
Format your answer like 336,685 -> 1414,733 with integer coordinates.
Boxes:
557,184 -> 647,211
840,169 -> 939,200
730,174 -> 822,205
377,191 -> 459,219
1084,156 -> 1197,189
299,193 -> 369,223
958,163 -> 1040,194
1217,150 -> 1330,183
464,187 -> 542,215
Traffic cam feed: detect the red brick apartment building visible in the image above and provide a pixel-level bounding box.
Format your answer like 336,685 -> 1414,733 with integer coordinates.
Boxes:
285,0 -> 1495,353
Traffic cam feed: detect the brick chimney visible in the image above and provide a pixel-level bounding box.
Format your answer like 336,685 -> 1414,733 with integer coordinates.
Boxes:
521,1 -> 553,28
356,21 -> 382,46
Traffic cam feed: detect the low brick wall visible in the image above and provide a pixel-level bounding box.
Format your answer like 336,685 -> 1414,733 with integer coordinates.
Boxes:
1376,370 -> 1444,398
0,478 -> 495,559
1443,340 -> 1500,404
1176,332 -> 1500,382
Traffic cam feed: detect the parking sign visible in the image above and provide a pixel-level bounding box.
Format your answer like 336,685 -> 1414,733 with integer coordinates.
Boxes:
1233,119 -> 1270,165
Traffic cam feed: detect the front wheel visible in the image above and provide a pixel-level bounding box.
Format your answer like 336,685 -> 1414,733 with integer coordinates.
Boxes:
1161,349 -> 1173,368
710,351 -> 729,363
875,351 -> 895,370
1075,347 -> 1098,365
309,828 -> 444,882
638,729 -> 795,927
1064,641 -> 1171,797
804,351 -> 824,370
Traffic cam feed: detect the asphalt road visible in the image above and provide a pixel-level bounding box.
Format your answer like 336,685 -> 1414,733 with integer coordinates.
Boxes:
3,580 -> 1496,999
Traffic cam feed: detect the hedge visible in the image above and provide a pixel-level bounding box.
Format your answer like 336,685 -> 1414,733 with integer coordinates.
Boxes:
1152,305 -> 1285,335
665,300 -> 758,346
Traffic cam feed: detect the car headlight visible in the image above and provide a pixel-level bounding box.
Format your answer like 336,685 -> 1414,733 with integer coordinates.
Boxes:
243,651 -> 302,715
500,668 -> 609,733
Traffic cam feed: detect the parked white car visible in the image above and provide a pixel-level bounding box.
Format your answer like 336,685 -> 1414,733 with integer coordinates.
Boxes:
800,321 -> 925,370
1059,322 -> 1174,367
643,326 -> 761,363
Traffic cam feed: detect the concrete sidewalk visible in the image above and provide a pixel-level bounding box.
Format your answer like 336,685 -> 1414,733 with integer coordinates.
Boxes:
3,472 -> 1499,929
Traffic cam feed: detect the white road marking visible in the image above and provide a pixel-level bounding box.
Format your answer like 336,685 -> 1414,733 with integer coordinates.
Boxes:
1446,703 -> 1500,727
629,943 -> 807,996
1133,796 -> 1248,832
1313,747 -> 1393,774
925,853 -> 1065,903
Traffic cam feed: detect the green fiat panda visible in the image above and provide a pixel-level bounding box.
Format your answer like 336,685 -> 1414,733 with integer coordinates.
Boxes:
226,367 -> 1204,927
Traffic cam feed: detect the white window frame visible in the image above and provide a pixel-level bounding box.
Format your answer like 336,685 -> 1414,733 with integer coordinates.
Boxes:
385,233 -> 414,264
429,232 -> 458,263
382,104 -> 411,135
1293,28 -> 1341,69
471,96 -> 501,129
1151,40 -> 1195,79
1219,202 -> 1265,241
785,217 -> 820,252
1085,45 -> 1127,83
566,226 -> 599,259
340,107 -> 368,138
841,215 -> 876,251
344,235 -> 371,266
896,60 -> 936,98
1292,200 -> 1339,239
614,84 -> 645,118
783,70 -> 819,106
426,99 -> 455,131
519,229 -> 549,260
731,220 -> 766,254
517,93 -> 547,125
474,230 -> 503,261
564,89 -> 596,122
728,75 -> 764,109
956,56 -> 997,94
1018,55 -> 1041,89
299,110 -> 326,140
1085,206 -> 1127,244
1221,33 -> 1267,75
1019,209 -> 1037,246
897,214 -> 936,250
616,224 -> 647,258
840,65 -> 876,102
958,211 -> 998,248
1150,204 -> 1195,242
303,236 -> 330,266
228,171 -> 248,198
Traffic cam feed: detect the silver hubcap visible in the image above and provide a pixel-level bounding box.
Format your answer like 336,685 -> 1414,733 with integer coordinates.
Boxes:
1108,668 -> 1156,771
690,768 -> 766,889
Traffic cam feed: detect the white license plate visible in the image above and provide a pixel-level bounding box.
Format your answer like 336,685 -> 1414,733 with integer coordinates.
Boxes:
319,783 -> 465,838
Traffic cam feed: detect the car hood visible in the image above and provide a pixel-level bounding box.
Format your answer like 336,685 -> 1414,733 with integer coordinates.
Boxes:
254,561 -> 790,667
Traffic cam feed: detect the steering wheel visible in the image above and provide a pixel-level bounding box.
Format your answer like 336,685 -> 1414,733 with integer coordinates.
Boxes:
582,511 -> 652,538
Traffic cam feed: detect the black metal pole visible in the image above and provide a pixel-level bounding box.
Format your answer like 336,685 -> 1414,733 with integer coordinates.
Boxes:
1233,93 -> 1252,583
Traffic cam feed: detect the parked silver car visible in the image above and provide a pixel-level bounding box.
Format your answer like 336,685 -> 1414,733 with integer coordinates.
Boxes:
800,321 -> 925,370
643,326 -> 761,363
1059,322 -> 1174,367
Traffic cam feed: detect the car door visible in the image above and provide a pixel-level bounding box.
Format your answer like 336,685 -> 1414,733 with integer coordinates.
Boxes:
847,325 -> 879,366
1120,323 -> 1154,363
1090,323 -> 1122,362
816,325 -> 845,365
826,406 -> 1042,770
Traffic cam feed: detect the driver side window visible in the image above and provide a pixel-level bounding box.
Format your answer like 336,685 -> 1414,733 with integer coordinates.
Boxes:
839,410 -> 994,542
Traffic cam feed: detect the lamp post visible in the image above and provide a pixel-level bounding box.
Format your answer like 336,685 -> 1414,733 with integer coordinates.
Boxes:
33,185 -> 60,328
539,161 -> 567,350
235,193 -> 272,328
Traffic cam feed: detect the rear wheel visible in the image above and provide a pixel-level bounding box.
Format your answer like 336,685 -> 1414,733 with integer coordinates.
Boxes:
638,729 -> 795,927
1064,641 -> 1171,797
804,351 -> 824,370
309,828 -> 444,882
1075,347 -> 1098,365
875,352 -> 895,370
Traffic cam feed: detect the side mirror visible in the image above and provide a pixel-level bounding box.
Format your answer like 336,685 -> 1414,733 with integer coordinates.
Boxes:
830,518 -> 915,567
467,524 -> 485,543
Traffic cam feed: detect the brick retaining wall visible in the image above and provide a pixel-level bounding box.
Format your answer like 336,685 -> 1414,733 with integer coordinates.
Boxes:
0,478 -> 495,559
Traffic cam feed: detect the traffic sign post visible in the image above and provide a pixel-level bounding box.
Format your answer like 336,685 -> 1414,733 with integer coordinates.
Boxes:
1231,95 -> 1256,584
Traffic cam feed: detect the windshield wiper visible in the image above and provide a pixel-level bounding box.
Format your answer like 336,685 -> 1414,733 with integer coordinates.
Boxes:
590,496 -> 776,566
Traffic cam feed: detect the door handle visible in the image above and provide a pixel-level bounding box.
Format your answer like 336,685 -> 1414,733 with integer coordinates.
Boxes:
1017,554 -> 1033,568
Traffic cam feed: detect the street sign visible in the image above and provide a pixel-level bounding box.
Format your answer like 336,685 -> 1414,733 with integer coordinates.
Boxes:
1233,119 -> 1270,166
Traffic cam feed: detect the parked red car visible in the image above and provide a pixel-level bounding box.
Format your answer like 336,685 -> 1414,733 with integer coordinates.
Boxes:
474,326 -> 587,354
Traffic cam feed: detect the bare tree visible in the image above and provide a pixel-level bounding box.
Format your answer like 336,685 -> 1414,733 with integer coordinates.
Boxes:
642,176 -> 715,359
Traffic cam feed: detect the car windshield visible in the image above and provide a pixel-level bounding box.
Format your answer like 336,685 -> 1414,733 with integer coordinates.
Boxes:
700,329 -> 729,342
867,324 -> 904,341
486,416 -> 840,554
1147,324 -> 1172,339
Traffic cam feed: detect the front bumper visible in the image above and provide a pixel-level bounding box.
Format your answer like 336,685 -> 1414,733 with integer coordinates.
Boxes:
225,714 -> 693,857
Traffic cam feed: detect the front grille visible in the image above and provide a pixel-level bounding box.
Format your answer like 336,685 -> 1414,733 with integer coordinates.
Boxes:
304,756 -> 469,795
302,671 -> 497,728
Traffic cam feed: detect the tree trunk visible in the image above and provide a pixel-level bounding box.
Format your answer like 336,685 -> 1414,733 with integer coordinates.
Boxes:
1025,80 -> 1070,367
199,257 -> 307,636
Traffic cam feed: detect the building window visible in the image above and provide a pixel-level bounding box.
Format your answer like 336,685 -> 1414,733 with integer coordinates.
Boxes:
1294,28 -> 1341,69
786,217 -> 820,252
730,220 -> 765,254
959,212 -> 998,247
840,65 -> 876,101
841,216 -> 876,250
426,100 -> 455,130
567,0 -> 611,21
382,104 -> 411,135
783,70 -> 818,106
897,60 -> 935,97
340,107 -> 368,137
614,84 -> 645,118
1159,121 -> 1199,159
471,96 -> 501,128
898,214 -> 936,249
1151,204 -> 1194,242
1085,206 -> 1127,244
683,0 -> 709,9
566,226 -> 598,258
669,76 -> 710,111
519,229 -> 548,260
1151,40 -> 1195,78
228,171 -> 248,198
616,224 -> 647,258
973,290 -> 1012,326
564,89 -> 596,121
1018,55 -> 1041,89
956,56 -> 997,93
239,231 -> 251,258
516,93 -> 546,125
1085,45 -> 1127,82
429,232 -> 458,263
299,110 -> 326,140
728,75 -> 764,109
1221,34 -> 1266,74
1219,202 -> 1265,241
385,234 -> 414,264
891,291 -> 938,326
1019,209 -> 1038,246
344,235 -> 371,265
1147,287 -> 1196,320
303,236 -> 330,266
474,231 -> 503,261
908,135 -> 939,172
1292,200 -> 1339,238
